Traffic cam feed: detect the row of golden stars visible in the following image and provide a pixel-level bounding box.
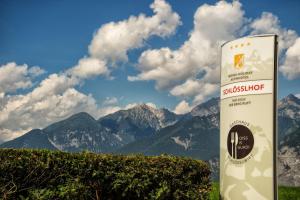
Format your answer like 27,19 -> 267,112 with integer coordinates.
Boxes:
230,42 -> 251,49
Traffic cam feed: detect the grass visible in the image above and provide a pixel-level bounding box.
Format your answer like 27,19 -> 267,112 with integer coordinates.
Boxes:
210,182 -> 300,200
209,182 -> 219,200
279,186 -> 300,200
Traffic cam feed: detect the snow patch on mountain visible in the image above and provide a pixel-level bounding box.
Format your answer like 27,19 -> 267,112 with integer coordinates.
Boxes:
113,134 -> 123,142
48,138 -> 63,150
171,134 -> 193,150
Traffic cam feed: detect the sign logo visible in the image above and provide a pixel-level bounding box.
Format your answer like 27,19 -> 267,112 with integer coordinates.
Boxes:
227,125 -> 254,160
234,53 -> 244,69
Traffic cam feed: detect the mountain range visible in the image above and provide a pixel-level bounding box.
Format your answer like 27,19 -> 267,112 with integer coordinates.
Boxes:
0,104 -> 181,153
117,98 -> 220,161
1,94 -> 300,186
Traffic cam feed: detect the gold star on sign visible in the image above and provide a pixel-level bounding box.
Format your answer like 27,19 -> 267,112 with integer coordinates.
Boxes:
241,44 -> 244,47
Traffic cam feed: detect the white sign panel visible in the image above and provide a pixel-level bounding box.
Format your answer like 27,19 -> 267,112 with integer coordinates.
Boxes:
220,35 -> 278,200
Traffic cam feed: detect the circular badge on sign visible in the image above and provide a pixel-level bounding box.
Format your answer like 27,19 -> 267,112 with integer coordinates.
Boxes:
227,125 -> 254,159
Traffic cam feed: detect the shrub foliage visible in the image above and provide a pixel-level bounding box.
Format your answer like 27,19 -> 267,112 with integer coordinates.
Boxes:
0,149 -> 211,199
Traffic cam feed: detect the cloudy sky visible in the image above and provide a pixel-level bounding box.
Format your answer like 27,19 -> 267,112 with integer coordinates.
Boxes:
1,0 -> 300,142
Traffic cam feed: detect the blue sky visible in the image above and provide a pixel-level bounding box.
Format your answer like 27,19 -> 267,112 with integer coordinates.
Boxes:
0,0 -> 300,141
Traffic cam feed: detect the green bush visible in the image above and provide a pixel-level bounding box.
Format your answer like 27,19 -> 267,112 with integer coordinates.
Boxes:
0,149 -> 211,200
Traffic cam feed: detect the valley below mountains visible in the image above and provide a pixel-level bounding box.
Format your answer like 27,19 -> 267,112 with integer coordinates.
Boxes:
1,94 -> 300,186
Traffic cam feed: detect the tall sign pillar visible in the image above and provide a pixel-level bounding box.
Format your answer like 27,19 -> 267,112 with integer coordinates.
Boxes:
220,35 -> 278,200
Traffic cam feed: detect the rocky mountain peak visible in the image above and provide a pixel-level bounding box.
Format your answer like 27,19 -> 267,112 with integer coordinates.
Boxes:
66,112 -> 95,121
287,93 -> 300,101
190,97 -> 220,117
114,103 -> 178,127
278,94 -> 300,120
130,103 -> 163,116
44,112 -> 98,133
136,103 -> 153,109
279,94 -> 300,106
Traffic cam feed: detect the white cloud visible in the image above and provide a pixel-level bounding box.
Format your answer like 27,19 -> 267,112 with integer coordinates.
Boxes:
129,1 -> 300,110
295,94 -> 300,99
146,102 -> 157,109
129,1 -> 245,103
0,67 -> 156,142
0,62 -> 45,94
0,128 -> 32,144
280,38 -> 300,79
0,70 -> 99,142
250,12 -> 298,53
0,0 -> 181,142
0,86 -> 100,137
103,97 -> 118,105
170,79 -> 198,98
96,101 -> 158,117
88,0 -> 181,64
98,106 -> 121,117
193,83 -> 219,104
174,100 -> 191,115
66,0 -> 181,81
28,66 -> 46,77
124,103 -> 138,110
69,57 -> 108,79
0,79 -> 155,142
123,102 -> 158,110
3,0 -> 300,143
250,12 -> 300,80
30,73 -> 79,100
